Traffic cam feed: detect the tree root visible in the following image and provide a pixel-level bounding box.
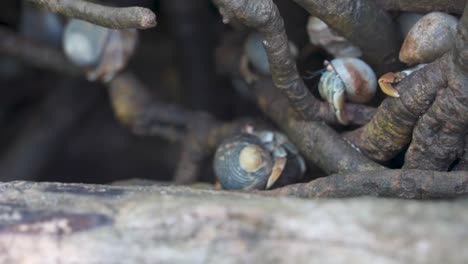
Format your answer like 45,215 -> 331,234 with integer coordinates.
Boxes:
345,56 -> 448,162
253,78 -> 385,174
212,0 -> 322,121
404,5 -> 468,170
262,169 -> 468,199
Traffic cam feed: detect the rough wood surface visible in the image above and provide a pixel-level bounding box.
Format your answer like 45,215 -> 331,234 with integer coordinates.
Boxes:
0,181 -> 466,263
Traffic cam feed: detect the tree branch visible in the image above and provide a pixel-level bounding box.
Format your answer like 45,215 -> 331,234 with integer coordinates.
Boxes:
27,0 -> 156,29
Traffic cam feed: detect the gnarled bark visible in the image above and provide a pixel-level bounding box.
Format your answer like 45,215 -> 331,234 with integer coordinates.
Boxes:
404,2 -> 468,170
345,56 -> 448,162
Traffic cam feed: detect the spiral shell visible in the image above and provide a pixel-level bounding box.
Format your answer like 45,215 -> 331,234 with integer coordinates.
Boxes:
214,134 -> 273,190
329,58 -> 377,103
63,19 -> 138,82
214,130 -> 306,190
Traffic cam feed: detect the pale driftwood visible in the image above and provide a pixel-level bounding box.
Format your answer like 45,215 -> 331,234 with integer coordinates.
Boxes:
0,181 -> 467,263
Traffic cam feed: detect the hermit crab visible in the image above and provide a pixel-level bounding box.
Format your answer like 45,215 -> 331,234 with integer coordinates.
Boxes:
63,19 -> 138,82
213,129 -> 305,190
317,58 -> 377,125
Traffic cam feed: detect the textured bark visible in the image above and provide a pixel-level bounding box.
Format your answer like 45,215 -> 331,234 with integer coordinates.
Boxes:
264,169 -> 468,199
375,0 -> 465,14
27,0 -> 156,29
0,181 -> 467,263
292,0 -> 402,74
404,3 -> 468,170
345,55 -> 448,162
254,79 -> 385,174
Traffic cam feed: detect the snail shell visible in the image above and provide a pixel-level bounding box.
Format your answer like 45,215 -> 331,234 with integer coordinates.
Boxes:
318,58 -> 376,124
214,131 -> 306,190
399,12 -> 458,65
328,58 -> 377,103
214,133 -> 274,190
63,19 -> 138,82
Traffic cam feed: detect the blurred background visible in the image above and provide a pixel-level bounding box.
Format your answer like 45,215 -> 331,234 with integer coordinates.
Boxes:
0,0 -> 327,184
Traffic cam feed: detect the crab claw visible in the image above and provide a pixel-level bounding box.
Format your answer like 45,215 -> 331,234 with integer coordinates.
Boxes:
378,72 -> 400,98
332,87 -> 348,125
266,156 -> 287,189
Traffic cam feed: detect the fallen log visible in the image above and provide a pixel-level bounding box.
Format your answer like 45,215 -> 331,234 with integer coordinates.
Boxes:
0,181 -> 466,263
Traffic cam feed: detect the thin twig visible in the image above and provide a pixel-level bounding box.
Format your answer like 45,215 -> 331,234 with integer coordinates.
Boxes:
27,0 -> 156,29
